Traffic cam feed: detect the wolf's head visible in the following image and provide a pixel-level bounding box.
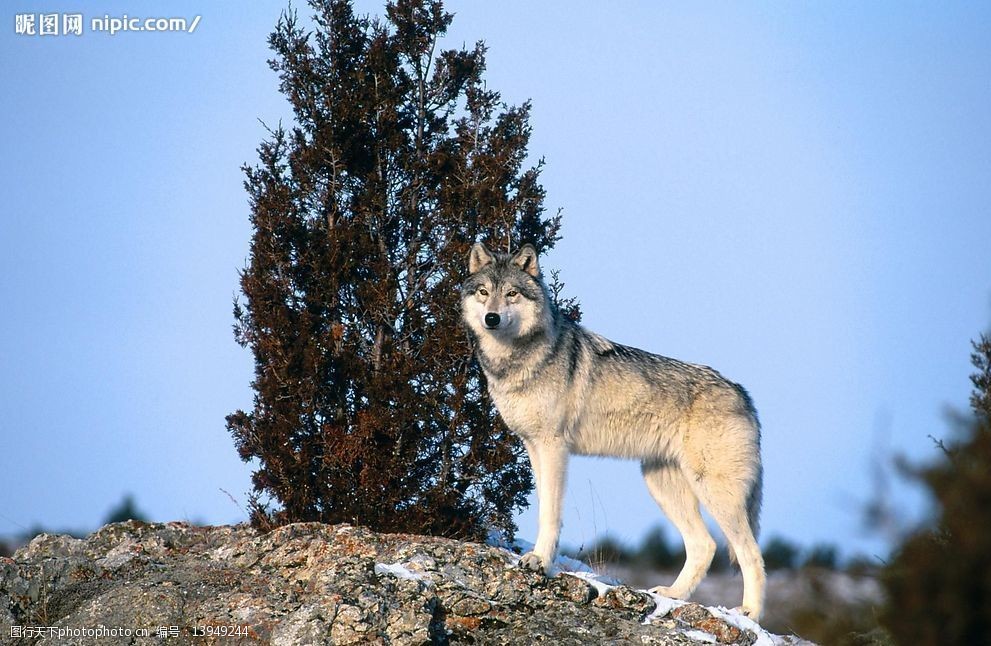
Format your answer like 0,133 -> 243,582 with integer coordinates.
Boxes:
460,243 -> 551,342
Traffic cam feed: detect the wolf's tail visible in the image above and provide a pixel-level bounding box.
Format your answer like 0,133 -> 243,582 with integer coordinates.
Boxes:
747,462 -> 763,541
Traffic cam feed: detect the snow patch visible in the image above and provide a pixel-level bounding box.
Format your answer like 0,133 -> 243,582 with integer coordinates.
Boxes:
487,530 -> 790,645
485,527 -> 519,552
707,606 -> 777,646
643,589 -> 687,623
562,569 -> 620,597
487,529 -> 616,579
374,561 -> 434,586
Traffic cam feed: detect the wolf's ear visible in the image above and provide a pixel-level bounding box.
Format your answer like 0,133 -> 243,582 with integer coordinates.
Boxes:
511,244 -> 540,278
468,243 -> 495,274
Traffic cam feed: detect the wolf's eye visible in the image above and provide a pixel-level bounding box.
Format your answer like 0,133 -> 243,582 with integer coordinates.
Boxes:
506,290 -> 518,298
478,287 -> 488,296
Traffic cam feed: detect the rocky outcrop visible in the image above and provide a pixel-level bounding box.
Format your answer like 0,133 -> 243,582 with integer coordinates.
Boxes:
0,521 -> 810,645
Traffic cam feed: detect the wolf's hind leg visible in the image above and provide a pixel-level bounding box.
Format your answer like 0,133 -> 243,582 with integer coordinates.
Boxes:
689,470 -> 766,619
641,459 -> 716,600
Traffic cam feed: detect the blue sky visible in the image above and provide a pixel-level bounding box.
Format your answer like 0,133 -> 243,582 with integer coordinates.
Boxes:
2,1 -> 989,561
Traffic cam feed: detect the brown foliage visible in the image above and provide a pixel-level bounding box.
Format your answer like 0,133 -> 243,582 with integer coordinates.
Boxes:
227,0 -> 579,540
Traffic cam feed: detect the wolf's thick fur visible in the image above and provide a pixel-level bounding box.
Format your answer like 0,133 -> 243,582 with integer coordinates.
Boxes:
461,243 -> 766,618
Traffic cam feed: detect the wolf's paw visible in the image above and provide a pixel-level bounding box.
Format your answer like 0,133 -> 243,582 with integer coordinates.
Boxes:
518,552 -> 546,574
732,605 -> 761,621
648,585 -> 688,600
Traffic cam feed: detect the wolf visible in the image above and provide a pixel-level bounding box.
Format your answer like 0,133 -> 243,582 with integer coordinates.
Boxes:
460,242 -> 766,618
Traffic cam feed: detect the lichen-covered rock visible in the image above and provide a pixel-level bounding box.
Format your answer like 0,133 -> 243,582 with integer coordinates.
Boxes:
0,522 -> 803,645
672,604 -> 756,645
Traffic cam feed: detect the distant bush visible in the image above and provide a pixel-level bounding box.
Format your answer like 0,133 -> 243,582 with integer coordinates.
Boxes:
802,543 -> 839,570
588,535 -> 633,566
568,525 -> 742,574
762,535 -> 800,571
844,554 -> 881,577
103,494 -> 148,525
636,525 -> 683,570
564,528 -> 675,570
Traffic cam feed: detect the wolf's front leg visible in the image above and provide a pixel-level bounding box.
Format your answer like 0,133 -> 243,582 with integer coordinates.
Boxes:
519,441 -> 569,574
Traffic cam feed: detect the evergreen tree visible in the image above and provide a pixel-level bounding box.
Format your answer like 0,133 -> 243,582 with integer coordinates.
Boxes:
881,329 -> 991,643
227,0 -> 578,540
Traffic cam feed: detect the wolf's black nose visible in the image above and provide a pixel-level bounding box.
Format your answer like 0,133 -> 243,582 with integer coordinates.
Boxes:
484,313 -> 501,328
